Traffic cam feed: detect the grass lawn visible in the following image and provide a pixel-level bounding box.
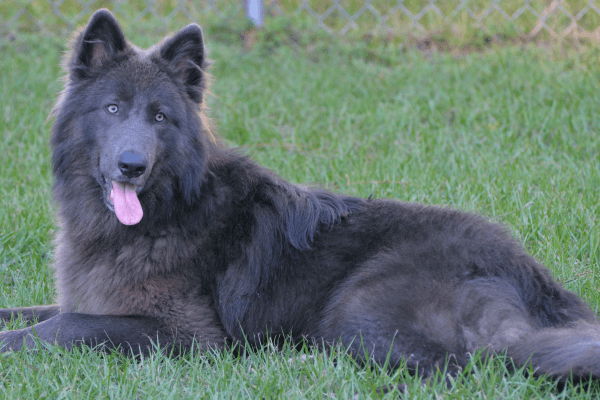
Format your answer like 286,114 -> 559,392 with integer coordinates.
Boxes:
1,24 -> 600,398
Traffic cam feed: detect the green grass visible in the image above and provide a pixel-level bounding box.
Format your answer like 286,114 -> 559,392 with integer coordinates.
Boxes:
4,0 -> 600,44
1,23 -> 600,399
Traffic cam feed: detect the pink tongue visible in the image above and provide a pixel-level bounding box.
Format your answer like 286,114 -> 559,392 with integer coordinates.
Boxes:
110,181 -> 143,225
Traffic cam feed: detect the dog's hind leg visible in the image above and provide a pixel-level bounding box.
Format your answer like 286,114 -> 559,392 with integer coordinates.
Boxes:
0,305 -> 61,325
0,313 -> 222,355
318,271 -> 473,380
457,278 -> 600,382
319,274 -> 576,382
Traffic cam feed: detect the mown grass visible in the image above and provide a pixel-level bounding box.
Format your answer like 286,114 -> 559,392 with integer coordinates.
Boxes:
1,19 -> 600,399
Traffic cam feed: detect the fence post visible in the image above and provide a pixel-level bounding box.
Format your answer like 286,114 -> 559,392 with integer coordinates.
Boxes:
246,0 -> 263,27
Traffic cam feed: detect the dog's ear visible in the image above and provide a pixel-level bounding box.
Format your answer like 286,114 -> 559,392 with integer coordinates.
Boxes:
74,9 -> 126,69
159,24 -> 207,103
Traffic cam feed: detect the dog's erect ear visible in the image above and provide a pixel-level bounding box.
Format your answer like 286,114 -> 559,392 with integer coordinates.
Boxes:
75,9 -> 126,68
159,24 -> 206,103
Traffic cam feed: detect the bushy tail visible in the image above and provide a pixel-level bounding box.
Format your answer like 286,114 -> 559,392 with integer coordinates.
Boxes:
508,322 -> 600,381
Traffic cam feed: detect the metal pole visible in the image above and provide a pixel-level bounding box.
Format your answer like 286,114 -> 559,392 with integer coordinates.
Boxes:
246,0 -> 263,27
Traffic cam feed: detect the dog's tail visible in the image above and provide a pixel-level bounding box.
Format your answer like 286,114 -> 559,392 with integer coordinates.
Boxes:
507,322 -> 600,381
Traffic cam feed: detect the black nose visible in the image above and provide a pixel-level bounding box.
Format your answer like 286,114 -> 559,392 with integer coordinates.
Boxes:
118,151 -> 147,178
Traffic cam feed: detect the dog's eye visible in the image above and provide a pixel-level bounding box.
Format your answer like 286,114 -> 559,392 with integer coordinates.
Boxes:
155,113 -> 165,122
106,105 -> 118,113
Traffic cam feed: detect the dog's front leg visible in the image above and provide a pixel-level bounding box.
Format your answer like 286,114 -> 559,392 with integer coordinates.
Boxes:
0,305 -> 62,325
0,313 -> 179,355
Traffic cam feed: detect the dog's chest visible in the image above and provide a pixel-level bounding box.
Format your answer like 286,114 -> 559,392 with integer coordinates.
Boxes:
55,229 -> 205,317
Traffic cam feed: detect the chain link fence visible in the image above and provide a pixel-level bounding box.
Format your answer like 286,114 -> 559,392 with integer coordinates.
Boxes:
2,1 -> 600,40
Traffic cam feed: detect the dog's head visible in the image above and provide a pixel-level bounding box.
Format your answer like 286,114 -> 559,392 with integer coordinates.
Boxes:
51,9 -> 213,227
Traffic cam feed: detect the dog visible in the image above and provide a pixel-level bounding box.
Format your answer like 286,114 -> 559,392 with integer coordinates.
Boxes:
1,9 -> 599,386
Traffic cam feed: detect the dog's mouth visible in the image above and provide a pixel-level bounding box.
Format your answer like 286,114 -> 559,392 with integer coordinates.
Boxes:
101,175 -> 144,225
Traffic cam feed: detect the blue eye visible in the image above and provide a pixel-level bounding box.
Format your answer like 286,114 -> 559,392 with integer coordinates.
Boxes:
107,104 -> 118,113
155,113 -> 165,122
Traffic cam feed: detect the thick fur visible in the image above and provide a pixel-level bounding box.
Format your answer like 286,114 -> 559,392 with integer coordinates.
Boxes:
2,9 -> 600,384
